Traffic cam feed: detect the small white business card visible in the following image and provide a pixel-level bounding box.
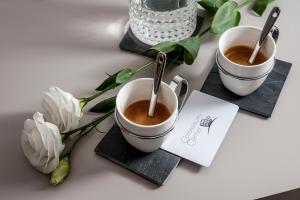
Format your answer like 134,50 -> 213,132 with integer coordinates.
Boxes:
161,91 -> 239,167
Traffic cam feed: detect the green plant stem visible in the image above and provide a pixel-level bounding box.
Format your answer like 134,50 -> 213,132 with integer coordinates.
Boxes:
67,126 -> 95,157
134,59 -> 155,74
66,109 -> 114,156
78,0 -> 259,111
62,109 -> 114,138
82,59 -> 155,104
82,17 -> 214,110
198,26 -> 211,38
166,53 -> 181,68
83,83 -> 117,103
238,0 -> 255,9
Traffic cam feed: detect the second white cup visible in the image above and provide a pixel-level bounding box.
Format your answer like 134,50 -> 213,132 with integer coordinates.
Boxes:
217,25 -> 278,96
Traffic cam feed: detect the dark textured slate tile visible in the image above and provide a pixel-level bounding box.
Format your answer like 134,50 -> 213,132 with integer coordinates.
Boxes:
95,124 -> 181,186
119,16 -> 204,64
201,59 -> 292,118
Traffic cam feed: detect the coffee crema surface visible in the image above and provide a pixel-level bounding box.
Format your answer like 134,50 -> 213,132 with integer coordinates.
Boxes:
124,100 -> 171,126
225,45 -> 268,66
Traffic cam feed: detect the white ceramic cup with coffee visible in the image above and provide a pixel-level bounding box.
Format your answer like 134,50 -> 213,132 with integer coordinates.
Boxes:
115,75 -> 188,152
217,25 -> 279,96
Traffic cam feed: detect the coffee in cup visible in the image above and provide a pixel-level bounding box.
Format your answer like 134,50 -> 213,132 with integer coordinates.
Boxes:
124,100 -> 171,126
224,45 -> 268,66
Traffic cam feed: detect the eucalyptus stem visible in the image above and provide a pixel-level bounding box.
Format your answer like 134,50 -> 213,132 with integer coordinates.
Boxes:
238,0 -> 255,9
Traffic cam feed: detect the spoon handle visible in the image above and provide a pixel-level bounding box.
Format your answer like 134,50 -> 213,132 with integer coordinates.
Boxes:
259,7 -> 281,45
249,7 -> 281,64
148,52 -> 167,117
153,52 -> 167,95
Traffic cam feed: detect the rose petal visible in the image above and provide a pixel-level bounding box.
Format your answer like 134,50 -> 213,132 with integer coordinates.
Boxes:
42,87 -> 82,132
21,112 -> 64,174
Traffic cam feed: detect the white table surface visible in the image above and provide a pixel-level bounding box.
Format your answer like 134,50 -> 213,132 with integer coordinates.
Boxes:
1,0 -> 299,199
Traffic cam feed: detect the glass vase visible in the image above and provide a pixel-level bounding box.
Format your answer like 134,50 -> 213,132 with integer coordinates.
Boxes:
129,0 -> 197,45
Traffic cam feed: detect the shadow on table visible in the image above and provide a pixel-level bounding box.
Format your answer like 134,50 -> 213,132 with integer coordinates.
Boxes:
27,1 -> 129,53
256,188 -> 300,200
239,109 -> 269,120
178,160 -> 202,173
0,113 -> 50,191
0,112 -> 160,192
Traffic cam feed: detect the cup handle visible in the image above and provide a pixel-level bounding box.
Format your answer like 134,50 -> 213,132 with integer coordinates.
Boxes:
270,25 -> 279,43
169,75 -> 189,111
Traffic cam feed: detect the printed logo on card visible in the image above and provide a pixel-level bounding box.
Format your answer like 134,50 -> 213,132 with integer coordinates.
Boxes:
181,115 -> 218,146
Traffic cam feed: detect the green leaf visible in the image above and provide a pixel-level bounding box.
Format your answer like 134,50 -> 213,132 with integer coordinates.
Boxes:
96,68 -> 135,91
252,0 -> 274,16
90,96 -> 116,113
50,156 -> 70,186
96,71 -> 121,91
210,1 -> 241,34
115,69 -> 135,84
177,36 -> 201,65
150,37 -> 201,65
198,0 -> 228,14
150,41 -> 178,53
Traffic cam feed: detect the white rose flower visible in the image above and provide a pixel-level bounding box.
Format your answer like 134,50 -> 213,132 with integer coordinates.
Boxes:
42,87 -> 82,132
21,112 -> 65,174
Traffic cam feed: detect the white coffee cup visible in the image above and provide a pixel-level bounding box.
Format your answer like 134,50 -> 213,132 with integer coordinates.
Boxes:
115,75 -> 188,152
217,25 -> 278,96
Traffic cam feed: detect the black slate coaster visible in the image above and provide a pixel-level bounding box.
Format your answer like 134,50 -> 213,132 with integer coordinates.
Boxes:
119,16 -> 204,63
95,124 -> 181,186
201,59 -> 292,118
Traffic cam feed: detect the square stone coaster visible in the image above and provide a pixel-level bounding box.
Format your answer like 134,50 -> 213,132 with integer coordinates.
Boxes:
201,59 -> 292,118
95,124 -> 181,186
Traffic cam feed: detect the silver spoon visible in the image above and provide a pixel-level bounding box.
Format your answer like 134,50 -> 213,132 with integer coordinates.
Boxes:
248,7 -> 281,64
148,52 -> 167,117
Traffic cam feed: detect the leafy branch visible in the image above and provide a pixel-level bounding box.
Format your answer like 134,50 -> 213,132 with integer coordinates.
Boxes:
50,0 -> 275,186
86,0 -> 274,112
252,0 -> 274,16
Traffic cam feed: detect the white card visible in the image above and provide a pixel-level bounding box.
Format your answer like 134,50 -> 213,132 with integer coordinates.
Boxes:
161,91 -> 239,167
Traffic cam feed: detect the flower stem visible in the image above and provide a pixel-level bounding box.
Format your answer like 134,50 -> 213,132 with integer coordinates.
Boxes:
166,53 -> 181,68
134,59 -> 155,74
81,59 -> 155,105
198,26 -> 211,38
238,0 -> 254,10
80,22 -> 213,110
67,126 -> 95,157
82,83 -> 117,103
66,109 -> 114,156
62,109 -> 114,138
